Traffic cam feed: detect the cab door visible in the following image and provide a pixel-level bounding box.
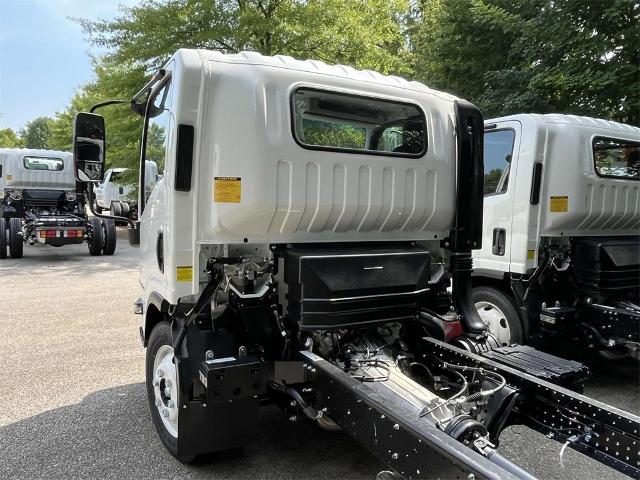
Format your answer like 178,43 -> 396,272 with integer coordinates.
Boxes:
474,121 -> 522,272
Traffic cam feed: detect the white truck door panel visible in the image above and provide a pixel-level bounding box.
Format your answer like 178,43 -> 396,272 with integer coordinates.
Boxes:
474,121 -> 522,273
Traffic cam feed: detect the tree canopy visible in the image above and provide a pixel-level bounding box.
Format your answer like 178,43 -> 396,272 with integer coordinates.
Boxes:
410,0 -> 639,123
37,0 -> 637,181
19,116 -> 53,149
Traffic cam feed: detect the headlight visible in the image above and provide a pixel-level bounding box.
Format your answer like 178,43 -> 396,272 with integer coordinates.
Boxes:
9,190 -> 22,201
65,191 -> 77,201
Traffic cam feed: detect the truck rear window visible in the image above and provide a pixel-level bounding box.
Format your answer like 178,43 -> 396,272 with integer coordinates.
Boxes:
23,156 -> 64,171
292,88 -> 426,157
593,137 -> 640,180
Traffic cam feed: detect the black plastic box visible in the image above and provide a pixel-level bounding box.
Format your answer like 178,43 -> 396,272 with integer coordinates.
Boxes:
285,245 -> 430,329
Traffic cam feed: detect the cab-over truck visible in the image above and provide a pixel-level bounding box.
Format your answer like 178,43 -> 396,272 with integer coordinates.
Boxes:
473,115 -> 639,360
71,50 -> 640,479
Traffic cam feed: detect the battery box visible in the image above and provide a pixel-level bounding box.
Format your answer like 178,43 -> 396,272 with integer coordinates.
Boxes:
199,355 -> 266,404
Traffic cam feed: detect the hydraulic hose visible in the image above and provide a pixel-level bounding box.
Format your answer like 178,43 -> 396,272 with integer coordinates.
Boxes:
284,387 -> 321,420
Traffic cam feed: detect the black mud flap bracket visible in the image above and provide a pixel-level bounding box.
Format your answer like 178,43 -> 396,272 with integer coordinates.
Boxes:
420,338 -> 640,479
299,350 -> 520,480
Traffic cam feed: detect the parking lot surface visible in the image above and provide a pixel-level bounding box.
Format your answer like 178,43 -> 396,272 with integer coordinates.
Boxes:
1,232 -> 638,480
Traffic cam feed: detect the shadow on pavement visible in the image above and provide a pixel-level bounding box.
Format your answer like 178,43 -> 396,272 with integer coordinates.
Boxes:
0,383 -> 380,480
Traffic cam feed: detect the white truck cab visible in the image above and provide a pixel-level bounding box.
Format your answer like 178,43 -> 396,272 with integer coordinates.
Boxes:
94,160 -> 159,216
70,52 -> 640,479
472,114 -> 639,357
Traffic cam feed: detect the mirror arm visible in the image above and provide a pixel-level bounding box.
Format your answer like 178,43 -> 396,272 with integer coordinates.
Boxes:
131,69 -> 166,103
86,182 -> 135,228
89,100 -> 130,114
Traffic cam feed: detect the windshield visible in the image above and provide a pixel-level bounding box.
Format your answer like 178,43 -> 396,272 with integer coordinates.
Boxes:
23,156 -> 64,171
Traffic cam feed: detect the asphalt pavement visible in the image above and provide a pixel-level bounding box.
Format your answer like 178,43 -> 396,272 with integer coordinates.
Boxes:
0,232 -> 638,480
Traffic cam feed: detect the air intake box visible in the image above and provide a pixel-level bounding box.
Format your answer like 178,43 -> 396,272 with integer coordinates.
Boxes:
285,246 -> 430,329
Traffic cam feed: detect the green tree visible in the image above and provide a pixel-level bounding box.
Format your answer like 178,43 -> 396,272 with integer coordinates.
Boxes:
411,0 -> 639,124
0,128 -> 24,148
19,116 -> 53,149
49,0 -> 412,178
77,0 -> 411,75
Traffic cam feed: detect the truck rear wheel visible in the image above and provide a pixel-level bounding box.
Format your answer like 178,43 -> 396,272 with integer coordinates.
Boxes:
121,201 -> 130,216
102,218 -> 117,255
111,201 -> 122,217
0,218 -> 7,259
8,217 -> 23,259
87,217 -> 103,256
472,286 -> 523,346
146,321 -> 194,463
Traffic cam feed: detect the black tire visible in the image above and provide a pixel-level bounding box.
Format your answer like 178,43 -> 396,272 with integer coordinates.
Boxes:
121,201 -> 130,216
8,217 -> 23,259
472,285 -> 524,346
0,218 -> 6,259
112,201 -> 122,217
146,321 -> 195,463
87,217 -> 103,256
102,218 -> 117,255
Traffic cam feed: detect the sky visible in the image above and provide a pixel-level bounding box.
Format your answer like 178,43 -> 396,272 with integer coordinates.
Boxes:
0,0 -> 138,131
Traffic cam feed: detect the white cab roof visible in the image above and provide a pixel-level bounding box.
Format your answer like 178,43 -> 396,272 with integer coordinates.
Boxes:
487,113 -> 640,136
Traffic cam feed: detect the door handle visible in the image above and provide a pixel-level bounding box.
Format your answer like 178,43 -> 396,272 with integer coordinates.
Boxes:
156,230 -> 164,273
492,228 -> 506,256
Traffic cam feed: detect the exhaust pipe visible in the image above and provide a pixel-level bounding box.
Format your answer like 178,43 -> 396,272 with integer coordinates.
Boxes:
448,100 -> 488,336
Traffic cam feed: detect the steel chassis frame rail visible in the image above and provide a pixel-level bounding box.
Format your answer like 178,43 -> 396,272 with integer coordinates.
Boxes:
420,338 -> 640,479
299,350 -> 522,480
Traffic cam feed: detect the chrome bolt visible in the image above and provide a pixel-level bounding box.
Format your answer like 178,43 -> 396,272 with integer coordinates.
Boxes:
310,368 -> 316,373
290,401 -> 297,407
322,407 -> 328,413
155,398 -> 161,407
152,378 -> 160,387
391,453 -> 398,460
165,379 -> 172,388
165,387 -> 172,397
162,409 -> 169,418
393,424 -> 400,430
157,369 -> 164,377
205,350 -> 214,360
289,416 -> 297,422
167,400 -> 175,408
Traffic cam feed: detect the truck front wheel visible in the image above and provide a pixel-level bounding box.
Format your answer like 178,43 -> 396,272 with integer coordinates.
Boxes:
472,286 -> 523,346
0,218 -> 7,259
8,217 -> 23,259
146,321 -> 194,463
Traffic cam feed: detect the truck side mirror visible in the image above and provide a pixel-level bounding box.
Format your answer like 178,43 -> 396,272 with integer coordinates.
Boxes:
73,112 -> 105,183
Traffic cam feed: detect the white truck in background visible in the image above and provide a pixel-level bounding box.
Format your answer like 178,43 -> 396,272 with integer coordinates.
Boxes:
93,160 -> 158,217
0,148 -> 116,258
472,114 -> 639,359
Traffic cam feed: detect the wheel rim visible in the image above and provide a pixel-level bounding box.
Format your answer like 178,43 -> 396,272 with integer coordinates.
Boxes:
475,301 -> 511,346
152,344 -> 179,438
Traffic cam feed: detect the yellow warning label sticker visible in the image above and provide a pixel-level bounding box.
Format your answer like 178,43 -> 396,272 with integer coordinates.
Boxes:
549,196 -> 568,213
6,175 -> 12,180
527,249 -> 536,261
213,177 -> 241,203
176,266 -> 193,282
